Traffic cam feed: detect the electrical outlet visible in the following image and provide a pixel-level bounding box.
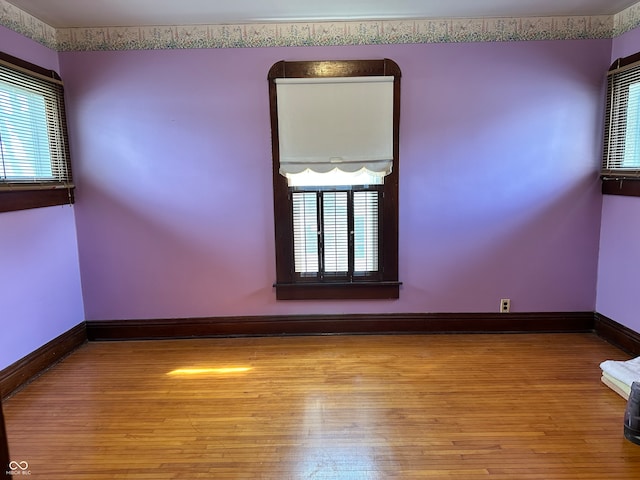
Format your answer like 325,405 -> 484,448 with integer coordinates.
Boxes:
500,298 -> 510,313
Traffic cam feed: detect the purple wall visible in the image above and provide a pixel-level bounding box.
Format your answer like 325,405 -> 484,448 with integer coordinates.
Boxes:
0,27 -> 85,370
596,26 -> 640,332
59,39 -> 609,320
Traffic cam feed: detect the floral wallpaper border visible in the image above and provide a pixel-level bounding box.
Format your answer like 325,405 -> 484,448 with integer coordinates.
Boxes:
1,0 -> 640,51
55,16 -> 615,51
615,1 -> 640,36
0,0 -> 56,49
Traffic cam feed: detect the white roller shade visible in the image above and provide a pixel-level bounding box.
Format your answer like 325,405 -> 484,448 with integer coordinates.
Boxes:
275,76 -> 394,176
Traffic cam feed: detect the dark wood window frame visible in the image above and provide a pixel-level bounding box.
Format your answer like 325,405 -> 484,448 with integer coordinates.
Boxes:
268,59 -> 401,300
0,51 -> 74,213
602,51 -> 640,198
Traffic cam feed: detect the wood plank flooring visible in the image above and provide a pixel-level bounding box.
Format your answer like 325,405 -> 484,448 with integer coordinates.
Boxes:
3,333 -> 640,479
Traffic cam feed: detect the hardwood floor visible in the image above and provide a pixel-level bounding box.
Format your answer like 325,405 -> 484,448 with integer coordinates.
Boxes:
3,333 -> 640,479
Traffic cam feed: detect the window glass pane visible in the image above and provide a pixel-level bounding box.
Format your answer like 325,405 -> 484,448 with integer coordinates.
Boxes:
322,191 -> 349,273
292,192 -> 319,274
0,81 -> 53,180
624,82 -> 640,168
353,191 -> 379,272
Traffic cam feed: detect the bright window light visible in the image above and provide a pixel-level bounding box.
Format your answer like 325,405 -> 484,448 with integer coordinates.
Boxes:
624,82 -> 640,168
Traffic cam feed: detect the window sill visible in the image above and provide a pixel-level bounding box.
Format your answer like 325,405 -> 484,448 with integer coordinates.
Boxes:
0,188 -> 75,213
602,178 -> 640,197
274,281 -> 401,300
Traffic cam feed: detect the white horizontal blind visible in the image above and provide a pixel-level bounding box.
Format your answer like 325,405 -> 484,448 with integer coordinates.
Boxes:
322,192 -> 349,273
0,62 -> 72,187
353,191 -> 379,272
603,62 -> 640,177
292,192 -> 319,274
276,76 -> 394,177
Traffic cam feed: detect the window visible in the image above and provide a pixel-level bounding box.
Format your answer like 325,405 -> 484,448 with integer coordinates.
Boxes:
0,52 -> 73,212
602,51 -> 640,196
292,186 -> 381,281
269,59 -> 401,300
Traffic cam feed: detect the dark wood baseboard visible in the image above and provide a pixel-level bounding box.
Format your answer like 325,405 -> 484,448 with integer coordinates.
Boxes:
0,322 -> 86,400
86,312 -> 595,341
594,313 -> 640,356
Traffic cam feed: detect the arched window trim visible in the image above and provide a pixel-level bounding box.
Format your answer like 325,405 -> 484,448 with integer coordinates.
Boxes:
268,59 -> 401,300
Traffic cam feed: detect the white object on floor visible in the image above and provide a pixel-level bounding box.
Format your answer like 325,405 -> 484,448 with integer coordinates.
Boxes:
601,372 -> 631,399
600,356 -> 640,388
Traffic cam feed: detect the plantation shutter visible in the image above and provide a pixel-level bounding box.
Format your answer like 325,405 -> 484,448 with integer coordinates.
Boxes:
0,60 -> 72,187
353,191 -> 379,272
292,192 -> 319,274
292,189 -> 380,278
602,59 -> 640,178
322,192 -> 349,273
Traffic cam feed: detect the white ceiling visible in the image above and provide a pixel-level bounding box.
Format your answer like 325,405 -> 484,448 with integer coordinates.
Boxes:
5,0 -> 640,29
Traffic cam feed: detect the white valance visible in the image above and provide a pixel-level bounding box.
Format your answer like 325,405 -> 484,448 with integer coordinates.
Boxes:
275,76 -> 394,177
